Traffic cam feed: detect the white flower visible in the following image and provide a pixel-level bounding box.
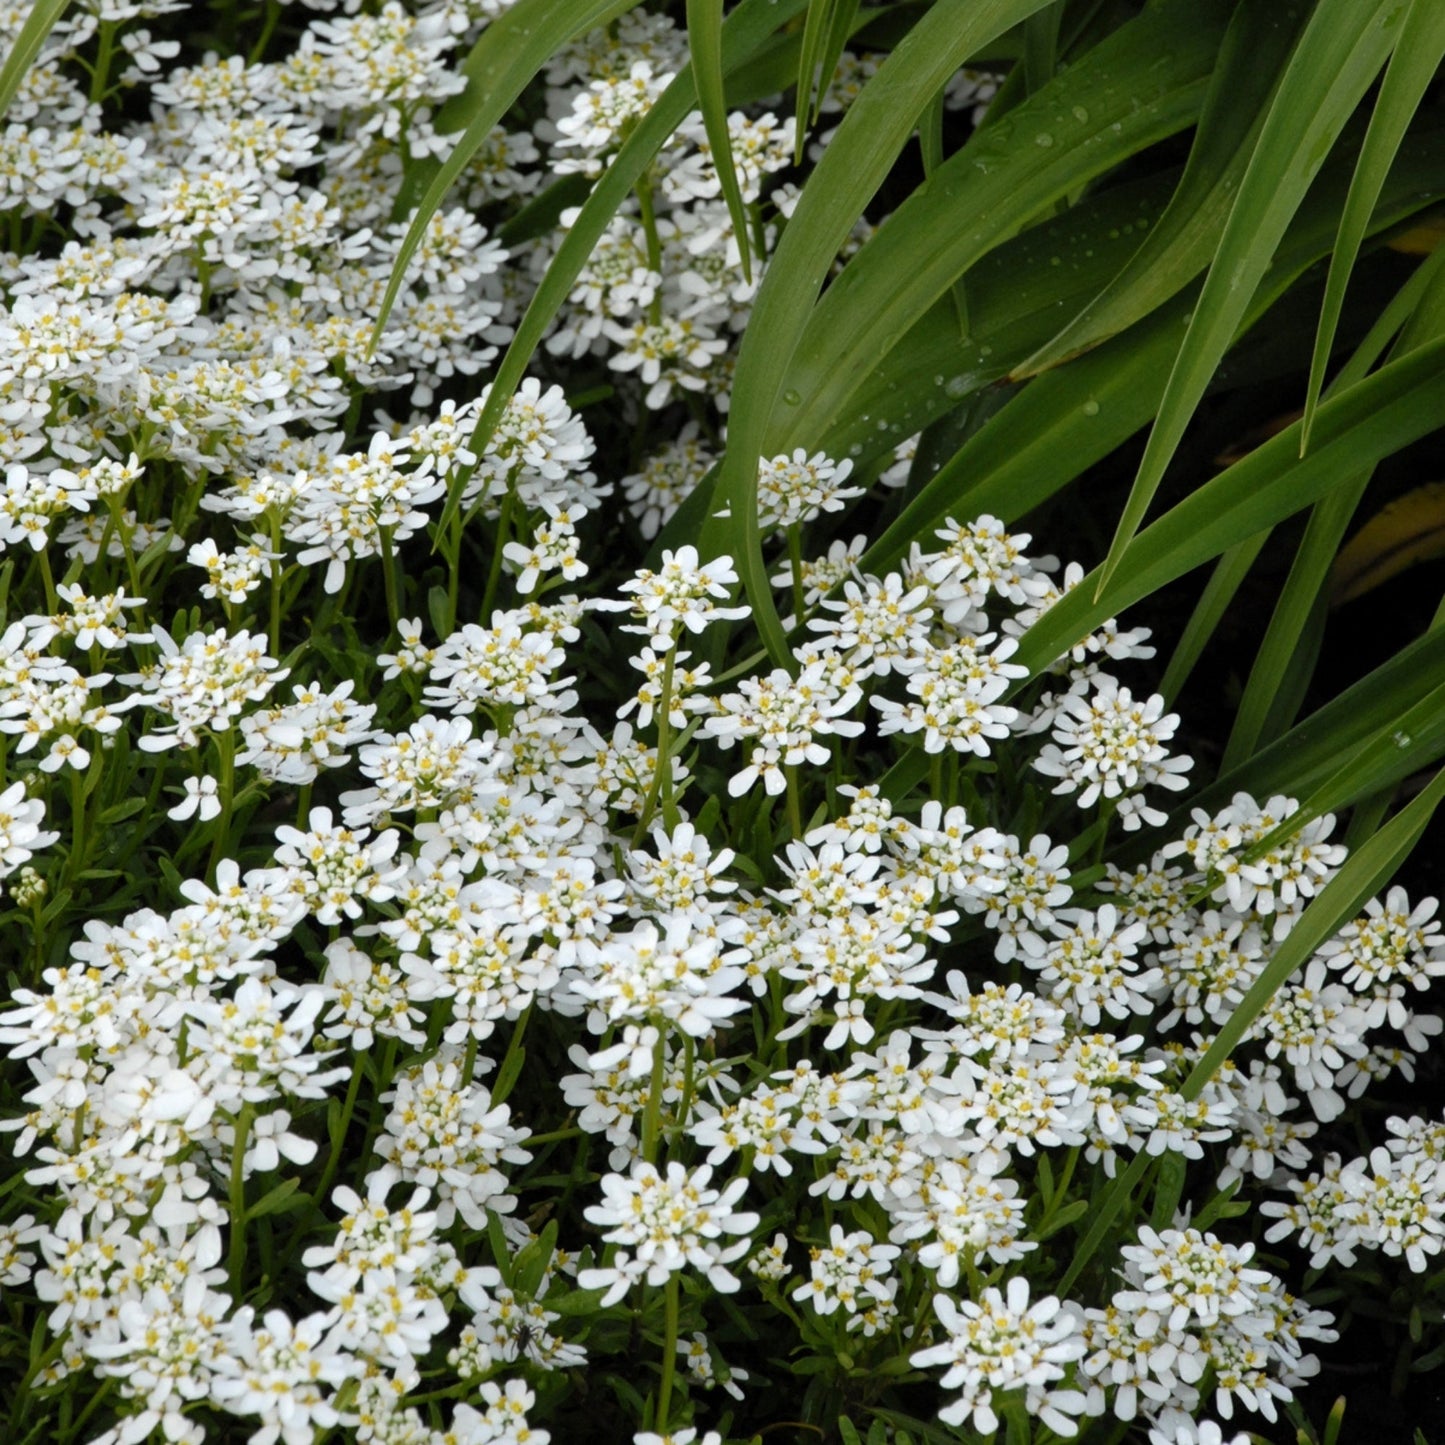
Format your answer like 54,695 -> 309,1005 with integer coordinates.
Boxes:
577,1161 -> 758,1306
212,1308 -> 356,1445
1033,677 -> 1192,826
704,661 -> 864,796
910,1279 -> 1090,1438
755,447 -> 863,531
791,1224 -> 899,1316
168,775 -> 222,822
604,544 -> 750,649
0,779 -> 59,877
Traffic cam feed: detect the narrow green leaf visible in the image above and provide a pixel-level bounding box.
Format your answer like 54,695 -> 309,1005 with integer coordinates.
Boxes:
1095,0 -> 1406,597
793,0 -> 835,161
246,1178 -> 305,1219
816,0 -> 862,126
1013,0 -> 1308,378
369,0 -> 642,355
0,0 -> 72,121
698,0 -> 1061,670
1011,336 -> 1445,681
1022,3 -> 1063,94
1241,679 -> 1445,868
1066,766 -> 1445,1291
434,0 -> 810,542
1159,532 -> 1271,702
1197,623 -> 1445,816
818,172 -> 1178,471
687,0 -> 754,282
1221,245 -> 1445,768
777,0 -> 1227,458
1301,0 -> 1445,452
1180,765 -> 1445,1101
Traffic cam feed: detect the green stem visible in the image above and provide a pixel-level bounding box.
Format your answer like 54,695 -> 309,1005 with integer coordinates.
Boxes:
489,1004 -> 531,1106
268,514 -> 284,656
786,522 -> 806,624
632,645 -> 678,843
228,1103 -> 254,1297
58,1378 -> 114,1445
36,543 -> 58,615
248,0 -> 281,62
64,763 -> 86,885
655,1274 -> 680,1431
641,1027 -> 667,1165
379,527 -> 401,631
480,475 -> 521,621
675,1033 -> 697,1139
635,173 -> 665,325
89,21 -> 115,104
206,728 -> 236,882
785,764 -> 803,840
312,1060 -> 365,1211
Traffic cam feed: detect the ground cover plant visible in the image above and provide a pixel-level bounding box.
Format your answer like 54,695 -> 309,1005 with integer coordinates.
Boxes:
1,0 -> 1445,1443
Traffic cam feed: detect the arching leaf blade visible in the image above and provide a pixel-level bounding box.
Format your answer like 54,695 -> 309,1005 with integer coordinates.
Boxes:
687,0 -> 754,282
1180,765 -> 1445,1103
1011,336 -> 1445,682
431,0 -> 811,543
369,0 -> 643,357
697,0 -> 1061,672
855,117 -> 1445,585
1012,0 -> 1308,379
1221,243 -> 1445,769
1300,0 -> 1445,453
775,0 -> 1229,458
0,0 -> 72,120
1093,0 -> 1406,599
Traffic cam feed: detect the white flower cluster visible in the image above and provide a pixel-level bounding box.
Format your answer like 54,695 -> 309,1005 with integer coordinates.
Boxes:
0,3 -> 1432,1444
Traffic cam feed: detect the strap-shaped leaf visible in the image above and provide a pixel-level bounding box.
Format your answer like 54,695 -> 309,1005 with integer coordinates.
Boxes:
1159,533 -> 1271,702
696,0 -> 1062,670
431,0 -> 810,542
687,0 -> 753,282
1063,763 -> 1445,1292
1011,335 -> 1445,678
774,0 -> 1228,459
1013,0 -> 1308,378
650,173 -> 1181,568
852,117 -> 1445,586
1301,0 -> 1445,451
1180,763 -> 1445,1099
1221,243 -> 1445,768
1094,0 -> 1407,597
1021,3 -> 1063,94
369,0 -> 644,355
0,0 -> 72,120
1189,623 -> 1445,819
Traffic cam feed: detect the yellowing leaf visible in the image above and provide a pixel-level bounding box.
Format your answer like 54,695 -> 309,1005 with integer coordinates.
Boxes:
1331,481 -> 1445,603
1388,211 -> 1445,253
1213,408 -> 1304,468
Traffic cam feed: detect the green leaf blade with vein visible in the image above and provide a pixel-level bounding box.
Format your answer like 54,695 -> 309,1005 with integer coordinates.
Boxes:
432,0 -> 811,543
696,0 -> 1061,671
1095,0 -> 1407,597
687,0 -> 753,282
775,0 -> 1230,456
1009,335 -> 1445,681
1012,0 -> 1308,379
369,0 -> 643,357
1221,243 -> 1445,770
1064,765 -> 1445,1292
1180,765 -> 1445,1102
1301,0 -> 1445,451
0,0 -> 72,121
